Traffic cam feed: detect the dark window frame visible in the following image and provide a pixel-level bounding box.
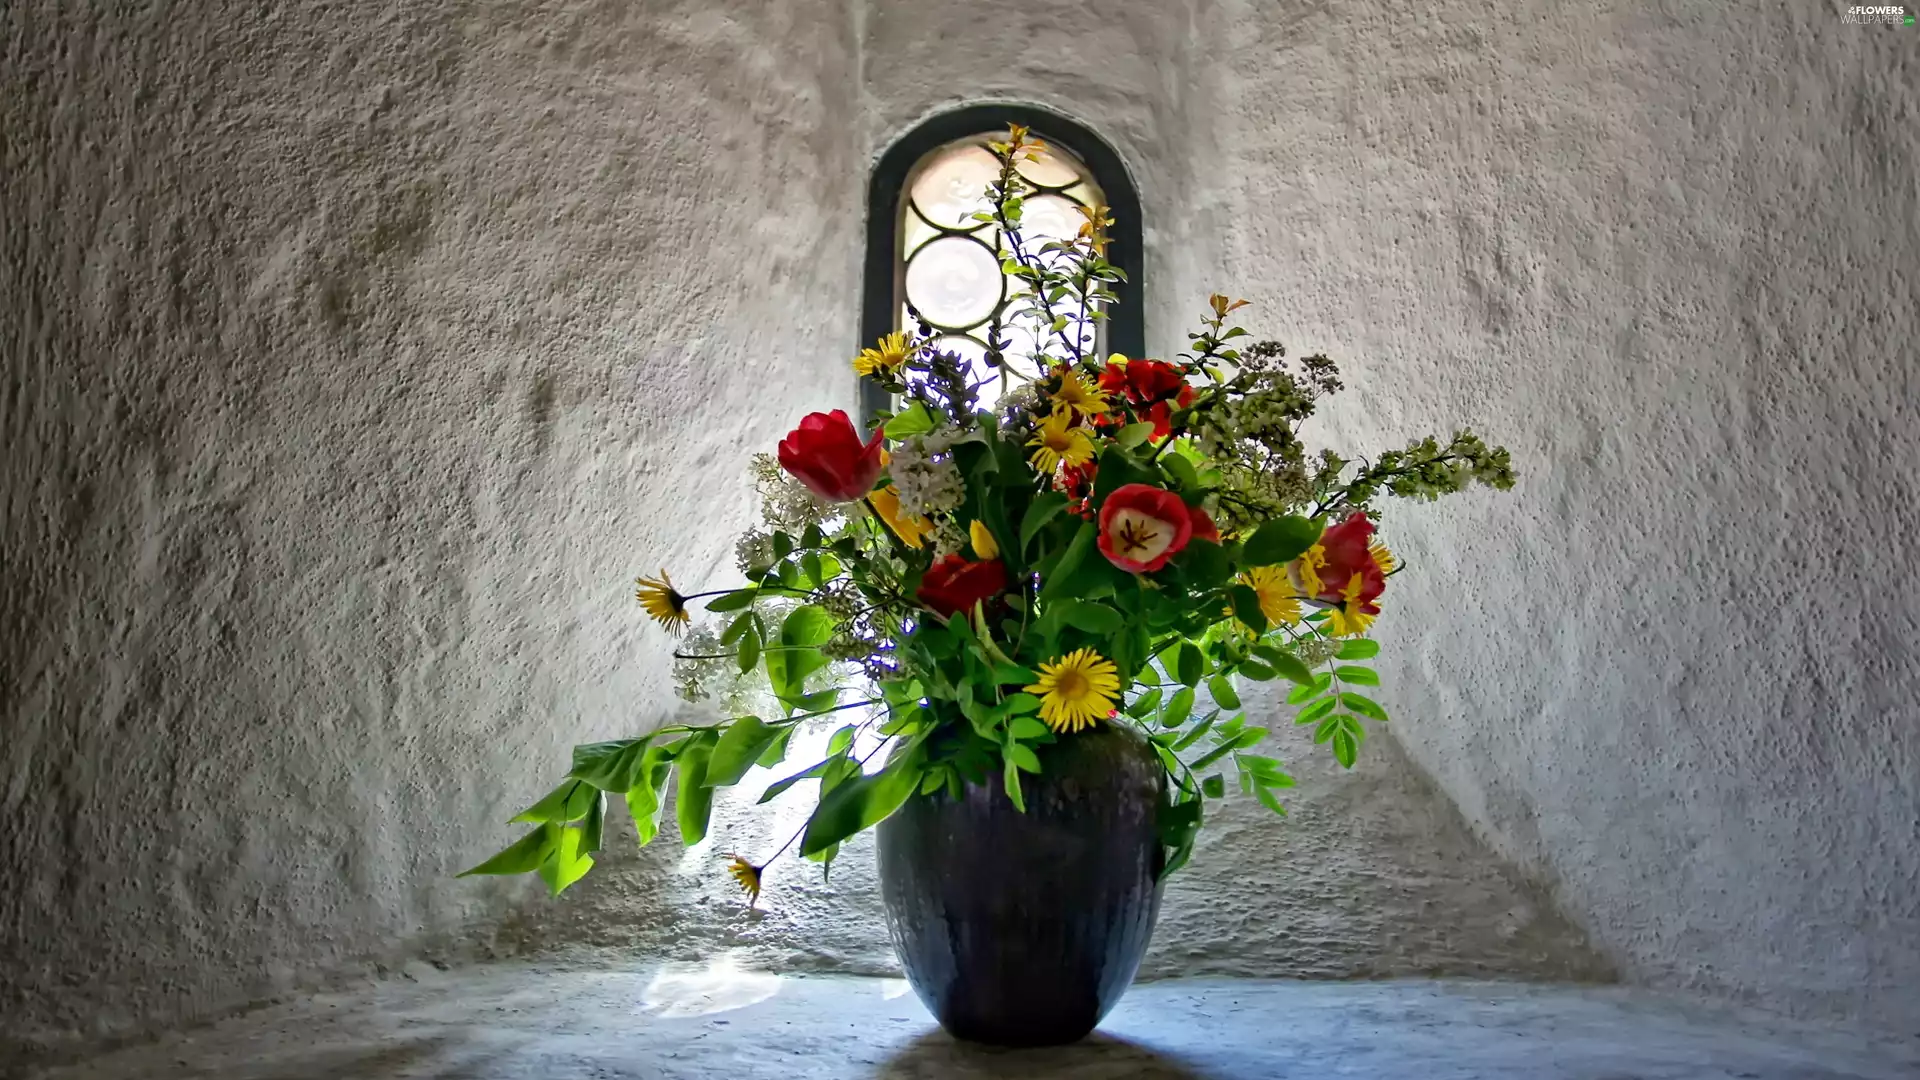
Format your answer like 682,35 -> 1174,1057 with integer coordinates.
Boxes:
859,104 -> 1145,428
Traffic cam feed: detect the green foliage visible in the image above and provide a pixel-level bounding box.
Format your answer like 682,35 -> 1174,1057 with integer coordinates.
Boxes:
461,125 -> 1514,902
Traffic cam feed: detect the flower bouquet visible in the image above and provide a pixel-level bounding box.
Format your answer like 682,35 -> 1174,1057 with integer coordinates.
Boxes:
463,126 -> 1515,1043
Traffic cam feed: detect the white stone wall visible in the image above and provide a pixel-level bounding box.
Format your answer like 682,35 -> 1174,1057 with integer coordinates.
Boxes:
1,0 -> 861,1055
1179,0 -> 1919,1034
4,0 -> 1914,1057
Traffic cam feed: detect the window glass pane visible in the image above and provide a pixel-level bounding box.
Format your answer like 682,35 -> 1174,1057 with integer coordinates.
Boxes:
904,236 -> 1003,329
895,130 -> 1105,409
908,145 -> 1002,229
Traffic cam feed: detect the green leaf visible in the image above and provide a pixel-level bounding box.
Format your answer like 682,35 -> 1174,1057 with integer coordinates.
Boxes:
1241,515 -> 1323,567
569,740 -> 648,792
707,717 -> 780,787
1005,744 -> 1043,774
1003,757 -> 1026,812
1334,665 -> 1380,686
1039,522 -> 1097,601
1172,540 -> 1232,590
1331,728 -> 1359,768
1253,644 -> 1315,686
795,688 -> 840,715
737,625 -> 761,674
1253,785 -> 1287,815
799,753 -> 924,858
512,780 -> 597,824
720,612 -> 754,646
772,531 -> 794,561
884,401 -> 935,439
1161,686 -> 1195,728
1341,692 -> 1389,722
1010,716 -> 1051,740
1161,452 -> 1200,492
758,759 -> 831,804
673,740 -> 715,847
1188,726 -> 1266,773
1003,692 -> 1043,715
625,747 -> 673,846
1052,599 -> 1123,635
1200,773 -> 1226,798
1114,421 -> 1157,449
1335,638 -> 1381,660
1235,753 -> 1294,787
579,790 -> 607,853
1238,659 -> 1276,681
1314,714 -> 1340,743
1228,585 -> 1267,634
1125,687 -> 1163,718
826,723 -> 857,757
1090,446 -> 1157,504
1175,642 -> 1205,687
706,589 -> 757,613
458,824 -> 557,877
1021,492 -> 1069,553
767,605 -> 832,709
1207,674 -> 1241,711
536,825 -> 594,895
1287,673 -> 1334,704
759,724 -> 797,768
1171,710 -> 1217,750
801,551 -> 823,587
1295,695 -> 1338,726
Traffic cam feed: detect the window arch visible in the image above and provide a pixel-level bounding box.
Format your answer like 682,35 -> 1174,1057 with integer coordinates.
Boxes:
859,105 -> 1144,425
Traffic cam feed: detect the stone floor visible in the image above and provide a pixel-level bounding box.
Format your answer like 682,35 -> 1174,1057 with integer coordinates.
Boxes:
24,960 -> 1919,1080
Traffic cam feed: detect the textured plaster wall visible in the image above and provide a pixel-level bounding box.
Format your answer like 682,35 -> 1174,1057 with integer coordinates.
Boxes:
1180,0 -> 1918,1034
2,0 -> 860,1056
5,0 -> 1911,1058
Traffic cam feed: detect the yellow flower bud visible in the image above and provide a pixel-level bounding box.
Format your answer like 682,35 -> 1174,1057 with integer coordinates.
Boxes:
969,519 -> 999,561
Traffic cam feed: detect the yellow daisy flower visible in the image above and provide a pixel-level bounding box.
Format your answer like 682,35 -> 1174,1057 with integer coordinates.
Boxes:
1027,409 -> 1097,473
1024,648 -> 1122,734
635,569 -> 691,635
1370,540 -> 1397,575
853,332 -> 911,378
725,855 -> 763,909
868,485 -> 934,548
1289,544 -> 1328,599
969,519 -> 999,560
1048,368 -> 1110,417
1323,573 -> 1379,638
1240,565 -> 1302,627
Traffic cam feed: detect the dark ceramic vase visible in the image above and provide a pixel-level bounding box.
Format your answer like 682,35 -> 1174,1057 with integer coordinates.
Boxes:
875,722 -> 1166,1047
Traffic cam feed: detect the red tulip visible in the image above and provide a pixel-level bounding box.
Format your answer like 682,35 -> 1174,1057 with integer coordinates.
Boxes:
1059,460 -> 1100,519
777,410 -> 884,503
1301,511 -> 1386,609
916,554 -> 1008,620
1097,483 -> 1193,573
1188,505 -> 1220,544
1116,359 -> 1188,404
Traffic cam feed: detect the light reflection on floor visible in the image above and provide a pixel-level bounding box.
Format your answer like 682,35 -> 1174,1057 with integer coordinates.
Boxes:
639,952 -> 785,1018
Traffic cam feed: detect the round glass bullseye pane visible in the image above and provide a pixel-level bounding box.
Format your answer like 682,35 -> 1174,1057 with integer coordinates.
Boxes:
905,237 -> 1002,328
909,145 -> 1003,229
934,335 -> 988,371
1020,194 -> 1083,244
1017,146 -> 1084,189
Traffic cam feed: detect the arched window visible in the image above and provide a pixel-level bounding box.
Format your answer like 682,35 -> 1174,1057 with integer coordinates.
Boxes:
860,105 -> 1143,425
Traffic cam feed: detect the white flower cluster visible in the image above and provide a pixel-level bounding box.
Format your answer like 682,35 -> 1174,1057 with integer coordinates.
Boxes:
671,625 -> 727,704
734,528 -> 775,576
749,453 -> 830,532
887,431 -> 965,519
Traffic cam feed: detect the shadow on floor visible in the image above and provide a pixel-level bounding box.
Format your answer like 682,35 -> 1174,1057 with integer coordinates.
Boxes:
877,1029 -> 1212,1079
